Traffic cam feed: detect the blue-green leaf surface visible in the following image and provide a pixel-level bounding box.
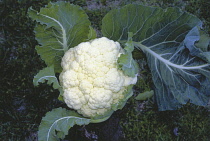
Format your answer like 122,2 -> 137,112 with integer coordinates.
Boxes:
195,29 -> 210,63
102,4 -> 210,110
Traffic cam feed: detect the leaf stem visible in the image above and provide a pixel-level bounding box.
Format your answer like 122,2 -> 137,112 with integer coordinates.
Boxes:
134,42 -> 209,70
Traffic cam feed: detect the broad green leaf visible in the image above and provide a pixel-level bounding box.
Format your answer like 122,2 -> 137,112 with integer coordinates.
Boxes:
38,108 -> 91,141
33,66 -> 63,98
102,4 -> 202,42
135,90 -> 154,101
87,26 -> 97,40
102,4 -> 210,110
118,32 -> 139,77
28,1 -> 91,72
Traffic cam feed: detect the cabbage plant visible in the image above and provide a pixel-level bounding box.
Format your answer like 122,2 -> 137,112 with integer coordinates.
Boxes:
29,1 -> 210,141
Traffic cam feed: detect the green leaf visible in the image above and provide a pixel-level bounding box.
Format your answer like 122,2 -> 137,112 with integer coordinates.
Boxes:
38,108 -> 91,141
102,4 -> 202,42
195,29 -> 210,52
33,66 -> 64,100
135,90 -> 154,101
33,66 -> 60,89
28,1 -> 91,72
194,29 -> 210,63
184,27 -> 210,63
87,26 -> 97,40
118,32 -> 139,77
102,4 -> 210,110
200,52 -> 210,63
90,111 -> 113,123
58,94 -> 64,102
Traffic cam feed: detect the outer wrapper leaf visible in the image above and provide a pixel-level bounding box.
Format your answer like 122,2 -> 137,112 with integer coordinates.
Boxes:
118,32 -> 139,77
33,66 -> 64,100
87,26 -> 97,40
28,2 -> 91,72
38,108 -> 91,141
91,85 -> 134,123
102,4 -> 210,110
33,66 -> 60,89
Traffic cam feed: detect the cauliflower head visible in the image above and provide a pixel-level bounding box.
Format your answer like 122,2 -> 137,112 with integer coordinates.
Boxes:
59,37 -> 137,118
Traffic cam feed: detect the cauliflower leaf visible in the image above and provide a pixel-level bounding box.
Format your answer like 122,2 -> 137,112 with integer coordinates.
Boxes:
33,66 -> 64,100
38,107 -> 91,141
28,1 -> 95,73
118,32 -> 139,77
102,4 -> 210,110
32,2 -> 210,141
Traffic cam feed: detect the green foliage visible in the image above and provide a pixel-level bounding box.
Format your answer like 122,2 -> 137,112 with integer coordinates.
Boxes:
135,90 -> 154,101
28,1 -> 92,72
195,29 -> 210,52
1,0 -> 210,140
38,108 -> 91,141
118,33 -> 139,77
33,66 -> 60,89
31,2 -> 141,139
102,4 -> 201,41
102,3 -> 210,111
88,26 -> 97,40
33,66 -> 64,101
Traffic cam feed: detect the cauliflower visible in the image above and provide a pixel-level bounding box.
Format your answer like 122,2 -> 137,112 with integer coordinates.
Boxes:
59,37 -> 137,118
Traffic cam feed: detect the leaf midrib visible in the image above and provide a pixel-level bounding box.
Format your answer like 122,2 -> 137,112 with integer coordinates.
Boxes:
47,116 -> 90,141
134,42 -> 209,70
38,12 -> 68,52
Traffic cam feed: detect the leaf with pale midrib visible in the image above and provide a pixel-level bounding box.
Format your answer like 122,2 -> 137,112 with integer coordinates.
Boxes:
38,108 -> 91,141
28,1 -> 92,73
102,4 -> 210,110
33,66 -> 63,97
